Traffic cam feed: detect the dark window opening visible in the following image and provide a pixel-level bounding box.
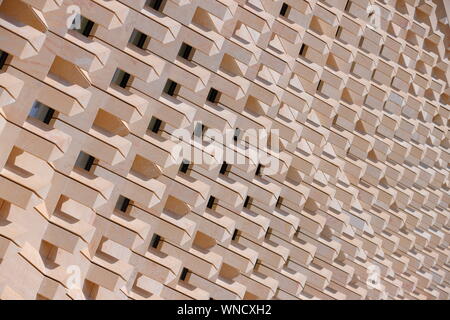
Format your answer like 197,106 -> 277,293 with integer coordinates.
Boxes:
317,80 -> 324,92
120,73 -> 131,88
179,160 -> 190,174
164,80 -> 179,96
276,196 -> 283,208
280,3 -> 290,17
265,227 -> 272,239
255,164 -> 263,176
232,229 -> 240,241
194,122 -> 206,138
147,0 -> 166,12
29,101 -> 55,125
219,162 -> 229,175
294,227 -> 301,238
129,30 -> 148,49
180,267 -> 190,281
299,44 -> 307,56
112,69 -> 132,88
207,196 -> 216,209
116,196 -> 131,213
0,51 -> 9,69
75,151 -> 96,172
254,259 -> 262,270
74,15 -> 95,37
207,88 -> 220,103
150,234 -> 162,249
148,117 -> 163,134
178,43 -> 194,60
243,196 -> 252,208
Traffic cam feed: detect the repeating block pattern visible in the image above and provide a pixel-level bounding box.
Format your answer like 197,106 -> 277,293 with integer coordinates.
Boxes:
0,0 -> 449,300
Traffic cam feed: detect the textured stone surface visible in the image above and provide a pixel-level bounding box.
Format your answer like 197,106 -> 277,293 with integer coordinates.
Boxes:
0,0 -> 448,300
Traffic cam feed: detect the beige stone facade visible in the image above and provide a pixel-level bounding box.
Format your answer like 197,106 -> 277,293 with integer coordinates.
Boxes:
0,0 -> 449,300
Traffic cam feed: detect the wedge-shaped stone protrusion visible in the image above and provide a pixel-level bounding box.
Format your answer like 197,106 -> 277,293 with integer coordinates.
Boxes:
21,0 -> 62,13
0,73 -> 24,108
0,0 -> 47,59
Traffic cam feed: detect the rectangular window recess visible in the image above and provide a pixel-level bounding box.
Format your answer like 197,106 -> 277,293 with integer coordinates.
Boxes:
207,88 -> 219,103
243,196 -> 252,208
0,51 -> 9,69
148,117 -> 162,133
255,164 -> 263,176
280,3 -> 289,17
150,234 -> 161,249
120,73 -> 131,88
178,43 -> 194,60
75,16 -> 95,37
180,267 -> 189,281
117,196 -> 130,212
112,69 -> 132,89
129,30 -> 148,49
220,162 -> 229,175
232,229 -> 240,241
29,101 -> 55,125
179,160 -> 190,173
75,151 -> 96,172
299,44 -> 307,56
276,196 -> 283,208
164,80 -> 178,96
148,0 -> 165,11
207,196 -> 216,209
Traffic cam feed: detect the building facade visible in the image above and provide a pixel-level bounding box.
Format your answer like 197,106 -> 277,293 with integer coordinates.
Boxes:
0,0 -> 448,299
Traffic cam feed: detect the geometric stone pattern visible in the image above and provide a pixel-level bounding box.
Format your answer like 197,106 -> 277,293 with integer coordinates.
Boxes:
0,0 -> 448,300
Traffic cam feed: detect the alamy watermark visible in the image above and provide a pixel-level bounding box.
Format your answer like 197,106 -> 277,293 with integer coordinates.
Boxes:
66,5 -> 81,30
366,264 -> 388,299
168,122 -> 283,176
66,265 -> 84,300
366,2 -> 393,30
